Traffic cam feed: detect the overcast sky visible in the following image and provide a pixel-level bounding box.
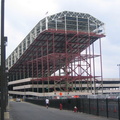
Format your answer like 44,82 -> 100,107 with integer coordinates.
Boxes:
4,0 -> 120,78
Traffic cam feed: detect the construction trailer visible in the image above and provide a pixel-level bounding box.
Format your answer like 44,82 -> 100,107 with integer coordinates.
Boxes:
6,11 -> 105,97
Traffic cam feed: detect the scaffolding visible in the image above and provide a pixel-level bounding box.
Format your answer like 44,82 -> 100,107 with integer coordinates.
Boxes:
7,11 -> 105,96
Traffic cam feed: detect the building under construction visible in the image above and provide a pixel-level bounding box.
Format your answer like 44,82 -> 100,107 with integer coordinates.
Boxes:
6,11 -> 105,97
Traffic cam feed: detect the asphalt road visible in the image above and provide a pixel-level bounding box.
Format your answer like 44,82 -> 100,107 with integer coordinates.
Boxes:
9,101 -> 117,120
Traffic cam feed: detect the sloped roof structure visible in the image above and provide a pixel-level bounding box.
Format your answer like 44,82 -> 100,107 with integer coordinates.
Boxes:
6,11 -> 105,71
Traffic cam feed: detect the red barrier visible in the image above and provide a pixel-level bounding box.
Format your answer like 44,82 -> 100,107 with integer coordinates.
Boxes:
60,103 -> 63,110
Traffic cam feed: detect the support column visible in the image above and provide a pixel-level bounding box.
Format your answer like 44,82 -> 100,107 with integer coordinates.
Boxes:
41,47 -> 44,94
92,43 -> 96,94
99,38 -> 103,94
47,36 -> 50,92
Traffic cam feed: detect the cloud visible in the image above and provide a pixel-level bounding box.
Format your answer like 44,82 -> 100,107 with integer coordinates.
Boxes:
5,0 -> 58,18
5,20 -> 25,57
102,38 -> 120,78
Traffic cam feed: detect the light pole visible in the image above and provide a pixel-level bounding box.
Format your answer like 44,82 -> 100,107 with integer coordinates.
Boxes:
1,0 -> 5,120
1,0 -> 8,120
117,64 -> 120,89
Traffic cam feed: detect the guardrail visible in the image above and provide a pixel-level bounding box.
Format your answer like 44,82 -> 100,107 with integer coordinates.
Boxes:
25,98 -> 120,119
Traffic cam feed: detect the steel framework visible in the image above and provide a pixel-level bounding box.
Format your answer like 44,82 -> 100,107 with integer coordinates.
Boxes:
7,11 -> 105,95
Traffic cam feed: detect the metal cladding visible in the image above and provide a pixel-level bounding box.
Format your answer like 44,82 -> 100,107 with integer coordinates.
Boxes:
6,11 -> 105,95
